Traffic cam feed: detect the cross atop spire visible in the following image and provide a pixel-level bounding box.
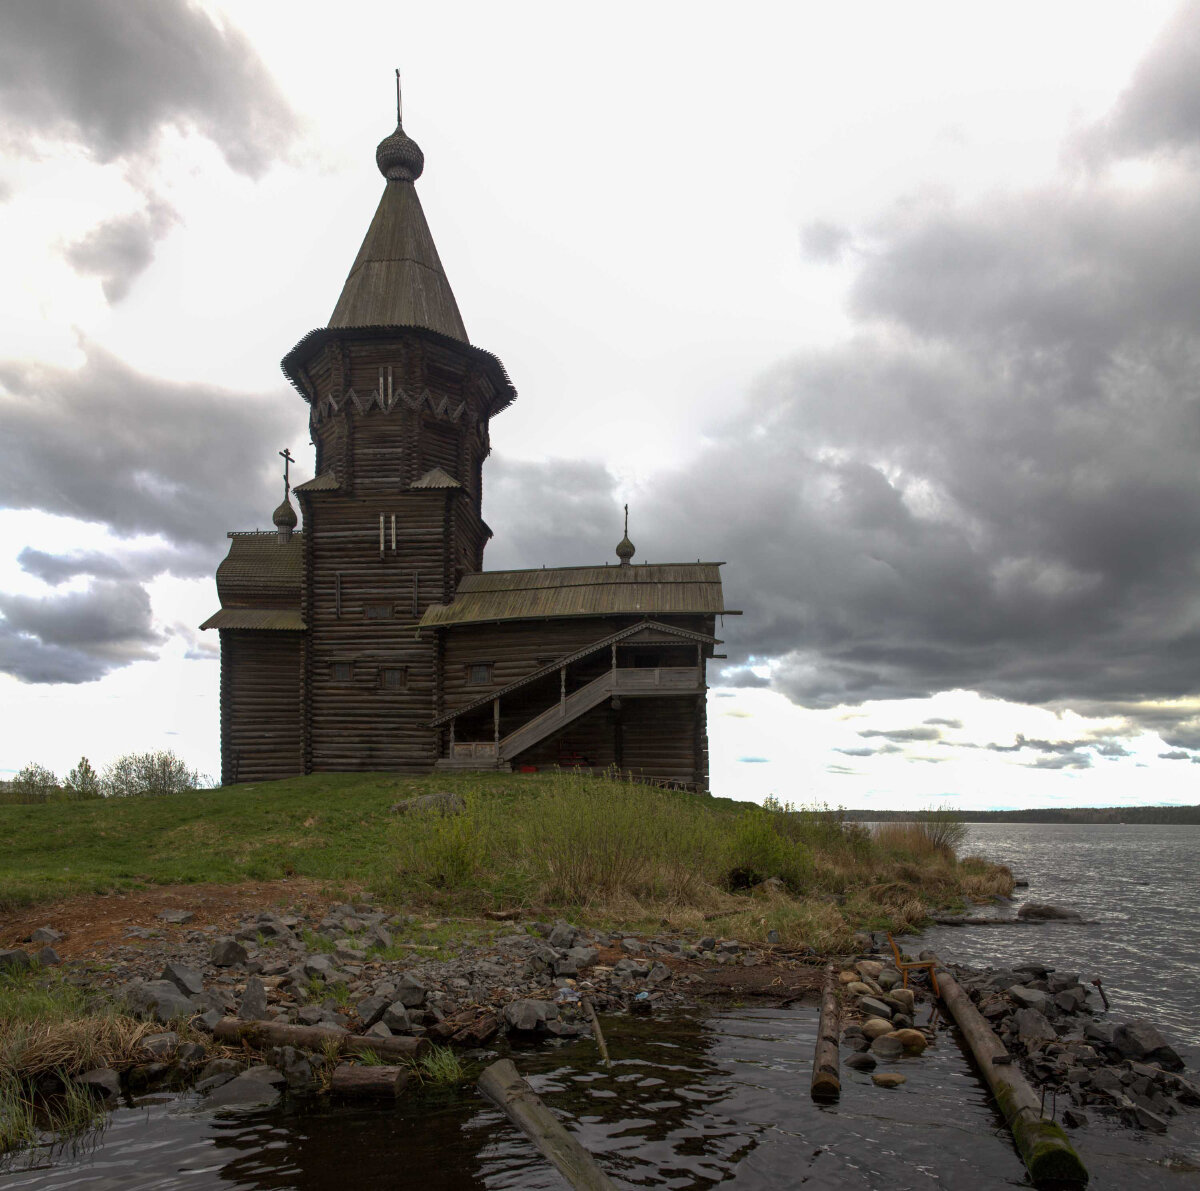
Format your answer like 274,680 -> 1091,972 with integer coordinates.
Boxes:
395,68 -> 403,125
279,447 -> 295,497
616,504 -> 636,566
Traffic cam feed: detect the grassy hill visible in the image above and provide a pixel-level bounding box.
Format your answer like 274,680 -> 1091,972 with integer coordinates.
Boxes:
0,770 -> 1011,952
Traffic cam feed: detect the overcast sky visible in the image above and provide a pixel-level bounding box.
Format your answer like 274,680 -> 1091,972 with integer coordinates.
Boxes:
4,0 -> 1200,809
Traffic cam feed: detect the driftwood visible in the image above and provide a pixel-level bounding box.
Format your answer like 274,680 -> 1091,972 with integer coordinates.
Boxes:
330,1062 -> 410,1098
581,997 -> 611,1070
931,917 -> 1039,926
810,963 -> 841,1103
214,1017 -> 429,1061
937,970 -> 1088,1188
478,1059 -> 618,1191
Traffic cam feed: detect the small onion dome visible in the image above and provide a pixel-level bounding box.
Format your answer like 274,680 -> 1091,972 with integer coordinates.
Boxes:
272,495 -> 298,531
616,531 -> 636,566
376,122 -> 424,182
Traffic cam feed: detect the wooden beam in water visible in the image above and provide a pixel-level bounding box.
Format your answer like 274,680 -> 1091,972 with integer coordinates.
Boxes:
478,1058 -> 618,1191
810,962 -> 841,1103
936,969 -> 1088,1188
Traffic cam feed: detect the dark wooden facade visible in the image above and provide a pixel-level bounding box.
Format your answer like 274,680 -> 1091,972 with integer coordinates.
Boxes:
202,110 -> 733,790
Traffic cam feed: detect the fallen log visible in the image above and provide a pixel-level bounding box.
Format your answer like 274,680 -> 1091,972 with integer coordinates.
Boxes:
937,969 -> 1088,1188
810,963 -> 840,1103
478,1059 -> 618,1191
214,1018 -> 429,1061
931,917 -> 1038,926
581,996 -> 611,1070
330,1062 -> 410,1098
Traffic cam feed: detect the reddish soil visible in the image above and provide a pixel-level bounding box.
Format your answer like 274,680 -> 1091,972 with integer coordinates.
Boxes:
0,880 -> 355,962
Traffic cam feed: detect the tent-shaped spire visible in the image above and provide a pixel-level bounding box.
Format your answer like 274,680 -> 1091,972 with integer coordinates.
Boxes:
328,116 -> 468,341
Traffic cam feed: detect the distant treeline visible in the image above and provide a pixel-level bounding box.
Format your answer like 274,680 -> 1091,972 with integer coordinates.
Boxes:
840,805 -> 1200,825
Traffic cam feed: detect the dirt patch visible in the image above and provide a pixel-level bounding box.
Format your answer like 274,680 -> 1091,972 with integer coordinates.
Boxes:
0,880 -> 357,962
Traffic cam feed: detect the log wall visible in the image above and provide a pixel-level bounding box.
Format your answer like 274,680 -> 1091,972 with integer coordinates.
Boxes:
219,629 -> 302,785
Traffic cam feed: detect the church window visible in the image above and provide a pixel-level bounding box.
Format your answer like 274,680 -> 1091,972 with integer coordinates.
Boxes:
381,667 -> 407,690
332,662 -> 353,683
365,604 -> 393,620
467,662 -> 493,686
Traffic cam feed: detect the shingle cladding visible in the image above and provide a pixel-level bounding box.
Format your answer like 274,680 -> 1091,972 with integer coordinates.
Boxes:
213,532 -> 304,607
200,608 -> 305,631
419,563 -> 728,628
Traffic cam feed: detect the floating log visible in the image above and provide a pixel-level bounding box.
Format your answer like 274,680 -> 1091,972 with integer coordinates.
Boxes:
931,917 -> 1039,926
214,1017 -> 429,1061
330,1062 -> 410,1098
810,963 -> 841,1103
936,969 -> 1088,1188
478,1058 -> 618,1191
581,996 -> 611,1070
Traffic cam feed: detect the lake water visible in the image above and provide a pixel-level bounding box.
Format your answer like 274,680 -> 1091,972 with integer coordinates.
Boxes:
2,824 -> 1198,1189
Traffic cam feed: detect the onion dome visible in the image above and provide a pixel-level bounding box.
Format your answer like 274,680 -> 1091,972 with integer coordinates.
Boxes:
376,122 -> 424,182
273,495 -> 298,529
616,504 -> 635,567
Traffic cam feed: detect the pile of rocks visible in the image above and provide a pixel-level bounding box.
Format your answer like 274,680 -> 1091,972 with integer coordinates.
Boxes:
836,955 -> 934,1089
951,959 -> 1196,1133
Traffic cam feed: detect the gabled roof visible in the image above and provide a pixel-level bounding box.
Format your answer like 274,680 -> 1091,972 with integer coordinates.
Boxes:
294,471 -> 339,493
411,466 -> 461,489
419,562 -> 732,628
328,180 -> 467,340
430,619 -> 718,726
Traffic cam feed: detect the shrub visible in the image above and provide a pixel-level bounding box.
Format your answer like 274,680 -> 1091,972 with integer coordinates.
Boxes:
101,751 -> 205,798
8,764 -> 58,804
63,757 -> 101,800
726,809 -> 812,891
916,804 -> 969,856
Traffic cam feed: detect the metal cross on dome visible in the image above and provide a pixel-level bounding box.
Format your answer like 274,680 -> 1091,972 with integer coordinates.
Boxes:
279,448 -> 295,497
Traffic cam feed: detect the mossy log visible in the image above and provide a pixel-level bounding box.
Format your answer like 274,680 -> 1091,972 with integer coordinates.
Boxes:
937,970 -> 1088,1188
330,1062 -> 410,1098
214,1017 -> 429,1061
810,963 -> 841,1103
478,1058 -> 618,1191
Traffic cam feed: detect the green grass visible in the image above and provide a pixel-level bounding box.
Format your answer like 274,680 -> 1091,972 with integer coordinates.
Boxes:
0,769 -> 1011,952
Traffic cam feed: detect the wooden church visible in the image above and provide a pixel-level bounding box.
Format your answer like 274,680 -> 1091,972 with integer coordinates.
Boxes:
201,101 -> 735,790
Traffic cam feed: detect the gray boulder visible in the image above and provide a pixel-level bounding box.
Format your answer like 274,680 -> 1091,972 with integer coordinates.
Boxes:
567,946 -> 599,969
161,961 -> 204,997
356,994 -> 390,1027
237,977 -> 269,1021
363,1021 -> 393,1040
382,1002 -> 411,1031
1113,1020 -> 1184,1071
547,922 -> 578,949
859,997 -> 894,1020
503,999 -> 557,1033
390,791 -> 465,816
76,1068 -> 121,1100
1009,986 -> 1052,1014
870,1034 -> 904,1060
1013,1007 -> 1057,1046
844,1052 -> 877,1071
647,962 -> 673,985
30,926 -> 62,944
36,947 -> 61,966
395,973 -> 426,1008
122,980 -> 195,1023
0,949 -> 31,973
141,1031 -> 178,1059
211,937 -> 248,967
204,1065 -> 285,1109
158,909 -> 195,925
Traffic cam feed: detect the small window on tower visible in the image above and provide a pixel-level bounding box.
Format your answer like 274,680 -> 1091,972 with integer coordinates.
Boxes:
381,667 -> 407,691
365,604 -> 393,620
467,662 -> 493,686
332,662 -> 353,683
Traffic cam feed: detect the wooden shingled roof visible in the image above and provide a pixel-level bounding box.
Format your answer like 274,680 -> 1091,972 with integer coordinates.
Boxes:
419,563 -> 731,628
212,532 -> 304,606
329,178 -> 466,339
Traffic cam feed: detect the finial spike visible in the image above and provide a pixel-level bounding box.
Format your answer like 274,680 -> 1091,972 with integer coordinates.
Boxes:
395,68 -> 402,125
616,503 -> 636,567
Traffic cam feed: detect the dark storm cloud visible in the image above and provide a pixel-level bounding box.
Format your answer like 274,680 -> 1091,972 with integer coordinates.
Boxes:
0,0 -> 297,176
63,199 -> 179,302
1091,1 -> 1200,160
1159,750 -> 1192,760
482,457 -> 620,571
717,667 -> 771,688
1027,753 -> 1093,771
0,345 -> 304,550
608,11 -> 1200,738
0,579 -> 161,683
835,744 -> 901,757
18,545 -> 196,584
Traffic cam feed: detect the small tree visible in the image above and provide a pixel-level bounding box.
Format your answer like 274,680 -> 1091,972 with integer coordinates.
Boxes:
64,756 -> 102,800
10,763 -> 58,804
101,750 -> 204,798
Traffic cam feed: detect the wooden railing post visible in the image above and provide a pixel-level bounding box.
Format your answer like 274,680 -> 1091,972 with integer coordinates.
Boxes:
560,667 -> 566,711
493,699 -> 500,745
